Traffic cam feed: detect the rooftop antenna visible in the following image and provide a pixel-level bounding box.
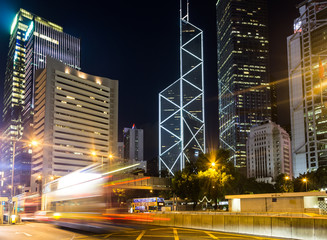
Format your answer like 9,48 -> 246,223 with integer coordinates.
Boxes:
180,0 -> 190,22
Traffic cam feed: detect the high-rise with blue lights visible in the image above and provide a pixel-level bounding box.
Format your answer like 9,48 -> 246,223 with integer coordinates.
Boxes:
1,8 -> 80,193
159,1 -> 205,176
216,0 -> 272,169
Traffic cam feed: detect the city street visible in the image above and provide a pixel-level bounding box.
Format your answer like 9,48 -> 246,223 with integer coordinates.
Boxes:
0,222 -> 287,240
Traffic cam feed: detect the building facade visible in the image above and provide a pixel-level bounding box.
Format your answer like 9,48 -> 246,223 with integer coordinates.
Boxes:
117,142 -> 124,160
123,125 -> 144,162
159,1 -> 205,175
216,0 -> 272,169
31,57 -> 118,191
288,0 -> 327,177
246,121 -> 292,183
1,8 -> 80,193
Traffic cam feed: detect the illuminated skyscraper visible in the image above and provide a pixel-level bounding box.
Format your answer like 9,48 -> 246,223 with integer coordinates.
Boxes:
288,1 -> 327,177
216,0 -> 272,169
159,1 -> 205,175
1,8 -> 80,193
31,57 -> 118,191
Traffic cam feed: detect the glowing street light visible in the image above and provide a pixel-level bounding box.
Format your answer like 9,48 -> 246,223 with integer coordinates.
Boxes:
285,176 -> 290,180
303,178 -> 308,192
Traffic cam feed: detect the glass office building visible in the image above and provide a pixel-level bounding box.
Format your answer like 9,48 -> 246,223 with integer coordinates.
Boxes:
159,2 -> 205,175
216,0 -> 272,168
1,8 -> 80,193
288,1 -> 327,177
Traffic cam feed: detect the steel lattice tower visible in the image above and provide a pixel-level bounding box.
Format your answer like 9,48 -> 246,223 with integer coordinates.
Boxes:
159,0 -> 205,176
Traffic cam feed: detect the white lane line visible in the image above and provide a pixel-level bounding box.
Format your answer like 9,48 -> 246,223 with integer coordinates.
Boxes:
136,230 -> 146,240
205,231 -> 218,239
16,232 -> 32,237
173,228 -> 179,240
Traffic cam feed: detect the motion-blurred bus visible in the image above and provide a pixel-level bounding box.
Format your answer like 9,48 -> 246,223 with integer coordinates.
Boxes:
132,197 -> 165,213
42,163 -> 148,232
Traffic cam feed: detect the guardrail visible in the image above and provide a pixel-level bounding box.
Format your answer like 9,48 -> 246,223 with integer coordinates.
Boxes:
136,211 -> 327,240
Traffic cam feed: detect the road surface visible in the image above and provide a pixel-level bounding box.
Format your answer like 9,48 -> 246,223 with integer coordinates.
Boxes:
0,222 -> 287,240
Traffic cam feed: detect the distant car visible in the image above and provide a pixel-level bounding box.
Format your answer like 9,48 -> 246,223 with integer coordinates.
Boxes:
34,210 -> 54,222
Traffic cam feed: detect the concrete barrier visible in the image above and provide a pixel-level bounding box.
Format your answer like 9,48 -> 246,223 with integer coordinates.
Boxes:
224,215 -> 239,233
271,217 -> 292,238
292,217 -> 314,240
252,216 -> 271,236
314,218 -> 327,240
201,215 -> 213,230
238,216 -> 253,235
138,212 -> 327,240
212,214 -> 224,231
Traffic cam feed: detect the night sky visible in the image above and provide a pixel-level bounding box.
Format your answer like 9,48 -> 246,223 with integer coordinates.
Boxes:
0,0 -> 300,160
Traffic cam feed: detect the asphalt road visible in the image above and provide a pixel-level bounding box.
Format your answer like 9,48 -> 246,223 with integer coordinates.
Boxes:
0,222 -> 287,240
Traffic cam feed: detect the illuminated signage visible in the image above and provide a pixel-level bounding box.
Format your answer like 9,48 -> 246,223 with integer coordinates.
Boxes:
25,21 -> 34,41
10,14 -> 18,35
294,19 -> 302,33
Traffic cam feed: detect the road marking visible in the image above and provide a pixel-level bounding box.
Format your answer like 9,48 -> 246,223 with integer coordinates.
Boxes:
23,232 -> 32,237
173,228 -> 179,240
16,232 -> 32,237
205,231 -> 218,239
149,227 -> 171,231
104,233 -> 113,238
136,230 -> 146,240
140,235 -> 171,238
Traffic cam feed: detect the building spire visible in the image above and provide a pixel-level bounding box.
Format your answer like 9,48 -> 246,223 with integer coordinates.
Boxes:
180,0 -> 190,22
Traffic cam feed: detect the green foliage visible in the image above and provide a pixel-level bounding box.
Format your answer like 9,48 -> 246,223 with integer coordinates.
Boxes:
171,149 -> 234,206
171,161 -> 200,203
274,173 -> 294,193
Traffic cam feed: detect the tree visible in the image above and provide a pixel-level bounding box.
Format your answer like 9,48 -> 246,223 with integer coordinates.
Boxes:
171,149 -> 234,209
275,173 -> 294,193
171,161 -> 200,209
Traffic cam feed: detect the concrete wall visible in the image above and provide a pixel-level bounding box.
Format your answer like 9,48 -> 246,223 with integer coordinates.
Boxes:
240,196 -> 304,212
139,212 -> 327,240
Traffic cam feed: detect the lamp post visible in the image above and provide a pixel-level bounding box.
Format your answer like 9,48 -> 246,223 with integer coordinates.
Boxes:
109,154 -> 113,167
303,178 -> 308,192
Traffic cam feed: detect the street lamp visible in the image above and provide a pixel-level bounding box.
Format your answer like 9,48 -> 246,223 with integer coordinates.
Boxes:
109,154 -> 113,164
285,176 -> 290,180
303,178 -> 308,192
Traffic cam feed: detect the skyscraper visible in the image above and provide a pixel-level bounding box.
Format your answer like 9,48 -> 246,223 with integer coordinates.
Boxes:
246,120 -> 292,183
123,125 -> 144,162
216,0 -> 272,168
31,57 -> 118,191
1,8 -> 80,192
159,1 -> 205,175
288,1 -> 327,177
